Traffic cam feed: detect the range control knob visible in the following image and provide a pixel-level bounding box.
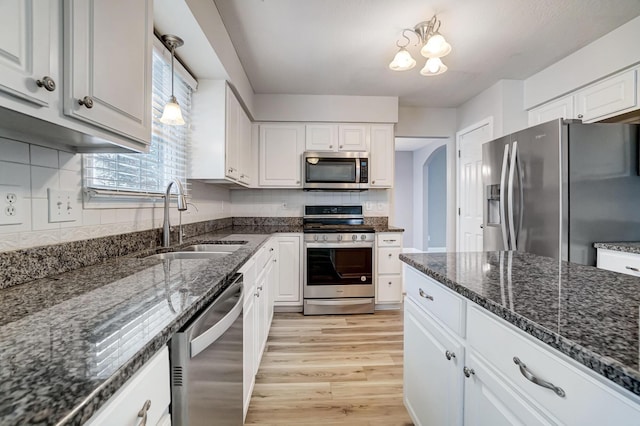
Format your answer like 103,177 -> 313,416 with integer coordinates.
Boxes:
313,235 -> 319,241
338,234 -> 343,241
360,234 -> 367,241
352,234 -> 357,241
323,235 -> 328,241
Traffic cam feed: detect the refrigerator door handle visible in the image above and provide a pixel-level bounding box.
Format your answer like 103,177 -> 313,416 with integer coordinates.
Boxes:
499,145 -> 510,250
508,141 -> 518,250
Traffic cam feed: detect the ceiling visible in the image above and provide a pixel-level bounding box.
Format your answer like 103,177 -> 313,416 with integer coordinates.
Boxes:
212,0 -> 640,108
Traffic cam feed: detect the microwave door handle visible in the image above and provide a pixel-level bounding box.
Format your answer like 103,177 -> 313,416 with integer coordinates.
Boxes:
355,158 -> 361,185
499,144 -> 510,250
507,141 -> 518,251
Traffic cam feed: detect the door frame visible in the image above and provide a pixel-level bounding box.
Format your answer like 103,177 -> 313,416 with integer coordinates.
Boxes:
455,117 -> 493,251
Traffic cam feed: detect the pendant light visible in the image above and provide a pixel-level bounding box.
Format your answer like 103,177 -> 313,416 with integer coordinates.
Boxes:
160,34 -> 185,126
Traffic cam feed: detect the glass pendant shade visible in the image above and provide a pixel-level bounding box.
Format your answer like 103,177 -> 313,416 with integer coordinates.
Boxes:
389,47 -> 416,71
420,57 -> 448,76
160,96 -> 185,125
420,33 -> 452,58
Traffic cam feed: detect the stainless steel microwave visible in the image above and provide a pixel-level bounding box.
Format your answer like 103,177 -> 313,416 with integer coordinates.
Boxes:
303,151 -> 369,190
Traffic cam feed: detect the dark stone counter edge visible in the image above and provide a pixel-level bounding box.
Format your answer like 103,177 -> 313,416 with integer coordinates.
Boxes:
60,238 -> 270,425
399,254 -> 640,398
594,242 -> 640,255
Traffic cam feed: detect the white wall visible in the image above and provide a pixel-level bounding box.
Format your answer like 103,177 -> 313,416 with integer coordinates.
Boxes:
230,189 -> 389,217
253,94 -> 398,123
393,151 -> 414,248
525,15 -> 640,109
0,138 -> 230,253
396,107 -> 457,138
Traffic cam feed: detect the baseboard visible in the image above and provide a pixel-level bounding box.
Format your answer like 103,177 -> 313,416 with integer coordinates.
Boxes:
274,305 -> 303,313
375,303 -> 403,311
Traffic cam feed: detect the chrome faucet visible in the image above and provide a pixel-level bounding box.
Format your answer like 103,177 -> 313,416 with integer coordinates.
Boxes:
163,179 -> 188,247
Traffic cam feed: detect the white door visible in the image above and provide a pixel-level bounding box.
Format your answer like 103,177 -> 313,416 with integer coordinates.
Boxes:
0,0 -> 53,107
64,0 -> 152,144
369,124 -> 394,188
225,88 -> 240,180
274,236 -> 301,303
259,124 -> 304,187
338,124 -> 368,151
457,119 -> 492,252
305,124 -> 337,151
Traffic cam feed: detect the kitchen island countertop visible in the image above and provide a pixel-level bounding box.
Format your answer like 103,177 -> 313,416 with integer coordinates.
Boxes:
594,242 -> 640,255
0,231 -> 270,425
399,251 -> 640,397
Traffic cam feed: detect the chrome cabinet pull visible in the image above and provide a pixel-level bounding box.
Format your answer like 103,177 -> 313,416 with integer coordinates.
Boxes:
418,288 -> 433,301
445,350 -> 456,360
137,399 -> 151,426
372,180 -> 376,184
255,292 -> 260,298
577,114 -> 584,119
388,281 -> 392,285
388,253 -> 393,258
329,145 -> 333,149
36,76 -> 56,92
78,96 -> 94,109
383,239 -> 396,243
625,266 -> 639,272
257,285 -> 263,291
513,357 -> 565,397
463,366 -> 475,377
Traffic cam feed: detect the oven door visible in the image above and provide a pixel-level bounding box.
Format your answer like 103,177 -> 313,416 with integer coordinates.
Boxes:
304,154 -> 361,190
304,243 -> 374,298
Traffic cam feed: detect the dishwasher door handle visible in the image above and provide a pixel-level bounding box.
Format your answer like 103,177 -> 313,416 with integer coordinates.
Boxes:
190,284 -> 244,358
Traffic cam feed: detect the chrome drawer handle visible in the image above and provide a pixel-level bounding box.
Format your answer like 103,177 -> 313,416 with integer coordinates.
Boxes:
445,350 -> 456,361
418,288 -> 433,301
383,239 -> 397,243
513,357 -> 565,397
137,399 -> 151,426
36,76 -> 56,91
463,366 -> 475,378
78,96 -> 94,109
625,266 -> 639,272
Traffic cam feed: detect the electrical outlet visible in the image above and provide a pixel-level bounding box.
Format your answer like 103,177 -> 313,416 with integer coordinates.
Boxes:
365,201 -> 373,211
48,189 -> 81,223
377,202 -> 385,211
0,184 -> 24,225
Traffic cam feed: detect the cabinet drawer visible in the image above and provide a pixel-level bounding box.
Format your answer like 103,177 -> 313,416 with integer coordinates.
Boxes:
378,247 -> 402,274
377,274 -> 403,303
404,266 -> 465,336
377,233 -> 402,247
467,306 -> 640,425
87,347 -> 170,425
597,249 -> 640,277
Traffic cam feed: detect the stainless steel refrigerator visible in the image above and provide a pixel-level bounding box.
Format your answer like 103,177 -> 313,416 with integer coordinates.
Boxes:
482,119 -> 640,265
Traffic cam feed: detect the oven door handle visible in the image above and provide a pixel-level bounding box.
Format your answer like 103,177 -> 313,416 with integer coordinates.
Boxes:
305,299 -> 373,306
304,242 -> 374,249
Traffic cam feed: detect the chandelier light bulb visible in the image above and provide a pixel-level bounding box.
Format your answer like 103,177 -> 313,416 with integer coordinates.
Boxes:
389,47 -> 416,71
420,33 -> 452,58
420,57 -> 448,76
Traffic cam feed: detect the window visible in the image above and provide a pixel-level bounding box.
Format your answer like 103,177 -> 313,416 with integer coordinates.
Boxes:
83,39 -> 196,197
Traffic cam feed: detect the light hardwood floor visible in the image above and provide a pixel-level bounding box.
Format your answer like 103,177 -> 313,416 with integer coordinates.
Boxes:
245,310 -> 413,426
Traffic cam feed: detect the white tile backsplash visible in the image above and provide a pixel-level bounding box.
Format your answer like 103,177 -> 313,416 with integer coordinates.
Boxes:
30,145 -> 59,168
31,166 -> 59,199
0,161 -> 31,187
58,151 -> 81,171
0,139 -> 30,164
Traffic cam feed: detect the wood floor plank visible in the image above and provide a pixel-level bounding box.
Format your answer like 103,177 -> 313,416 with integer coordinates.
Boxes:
245,310 -> 413,425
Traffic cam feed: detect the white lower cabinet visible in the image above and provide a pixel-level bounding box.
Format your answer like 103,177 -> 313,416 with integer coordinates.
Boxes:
273,234 -> 302,305
86,347 -> 170,426
596,248 -> 640,277
404,265 -> 640,426
375,233 -> 404,305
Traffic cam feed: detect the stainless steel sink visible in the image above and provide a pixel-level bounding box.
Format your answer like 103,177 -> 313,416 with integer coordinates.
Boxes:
182,244 -> 245,253
145,251 -> 231,260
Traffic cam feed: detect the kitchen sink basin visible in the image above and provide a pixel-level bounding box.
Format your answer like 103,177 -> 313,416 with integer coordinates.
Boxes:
182,244 -> 245,253
145,251 -> 231,260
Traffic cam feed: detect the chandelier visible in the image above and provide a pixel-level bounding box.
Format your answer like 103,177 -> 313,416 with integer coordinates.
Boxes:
389,15 -> 451,76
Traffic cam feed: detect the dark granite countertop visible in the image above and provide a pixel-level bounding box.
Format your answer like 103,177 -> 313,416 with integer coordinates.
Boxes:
0,231 -> 271,425
374,226 -> 405,232
400,251 -> 640,397
594,242 -> 640,255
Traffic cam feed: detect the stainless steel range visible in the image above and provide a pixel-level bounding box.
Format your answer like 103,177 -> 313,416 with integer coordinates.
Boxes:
303,205 -> 375,315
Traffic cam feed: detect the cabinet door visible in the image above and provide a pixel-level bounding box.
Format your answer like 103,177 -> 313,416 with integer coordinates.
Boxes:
0,0 -> 54,107
64,0 -> 152,144
305,124 -> 338,151
243,293 -> 256,418
376,275 -> 403,303
369,124 -> 394,187
464,351 -> 556,426
378,247 -> 402,274
226,88 -> 240,180
238,104 -> 252,185
527,96 -> 574,126
575,70 -> 637,122
259,124 -> 304,187
255,269 -> 269,369
338,124 -> 368,151
404,299 -> 464,426
274,236 -> 301,303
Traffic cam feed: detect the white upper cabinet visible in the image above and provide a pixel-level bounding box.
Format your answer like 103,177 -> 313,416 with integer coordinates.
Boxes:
528,95 -> 575,126
369,124 -> 394,188
64,0 -> 152,145
259,124 -> 304,187
574,70 -> 638,122
305,124 -> 338,151
189,81 -> 253,187
338,124 -> 369,151
0,0 -> 54,107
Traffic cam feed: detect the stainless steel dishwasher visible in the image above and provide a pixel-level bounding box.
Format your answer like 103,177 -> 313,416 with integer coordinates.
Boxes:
170,274 -> 243,425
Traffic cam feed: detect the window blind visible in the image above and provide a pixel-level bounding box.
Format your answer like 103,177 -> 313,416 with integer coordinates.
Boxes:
83,41 -> 195,196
